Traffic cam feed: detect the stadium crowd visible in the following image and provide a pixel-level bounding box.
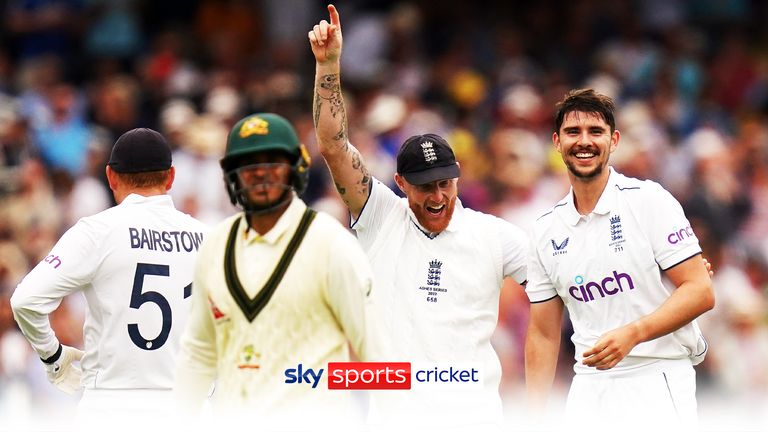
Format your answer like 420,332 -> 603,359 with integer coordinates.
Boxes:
0,0 -> 766,429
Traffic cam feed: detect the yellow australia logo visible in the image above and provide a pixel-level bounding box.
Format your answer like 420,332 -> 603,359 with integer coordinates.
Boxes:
237,344 -> 261,370
239,117 -> 269,138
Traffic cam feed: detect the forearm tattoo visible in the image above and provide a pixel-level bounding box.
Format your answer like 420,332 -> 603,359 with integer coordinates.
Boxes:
314,73 -> 371,200
350,150 -> 372,197
334,181 -> 346,195
314,74 -> 347,143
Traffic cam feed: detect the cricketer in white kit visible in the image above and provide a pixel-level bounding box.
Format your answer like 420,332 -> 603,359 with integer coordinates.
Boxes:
11,128 -> 207,430
309,7 -> 529,430
525,89 -> 714,431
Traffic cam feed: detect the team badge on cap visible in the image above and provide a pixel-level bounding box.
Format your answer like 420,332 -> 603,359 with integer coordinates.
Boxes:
239,116 -> 270,138
396,133 -> 461,185
421,141 -> 437,164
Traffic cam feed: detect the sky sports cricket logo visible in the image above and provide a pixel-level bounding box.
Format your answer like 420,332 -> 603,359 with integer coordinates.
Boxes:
284,362 -> 482,390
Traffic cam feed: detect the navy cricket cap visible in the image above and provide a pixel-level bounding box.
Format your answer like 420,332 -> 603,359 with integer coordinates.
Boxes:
108,128 -> 172,173
396,133 -> 460,185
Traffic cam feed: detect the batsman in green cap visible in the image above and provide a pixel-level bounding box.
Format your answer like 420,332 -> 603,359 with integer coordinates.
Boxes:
174,113 -> 378,427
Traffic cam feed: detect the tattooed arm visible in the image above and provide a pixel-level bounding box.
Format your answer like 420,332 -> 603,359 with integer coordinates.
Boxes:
309,4 -> 371,218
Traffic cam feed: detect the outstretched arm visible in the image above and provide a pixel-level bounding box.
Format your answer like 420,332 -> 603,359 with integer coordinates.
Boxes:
309,4 -> 371,218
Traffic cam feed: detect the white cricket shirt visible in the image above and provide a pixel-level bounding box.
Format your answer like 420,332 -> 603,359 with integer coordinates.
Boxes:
11,193 -> 207,389
526,168 -> 708,374
353,179 -> 528,426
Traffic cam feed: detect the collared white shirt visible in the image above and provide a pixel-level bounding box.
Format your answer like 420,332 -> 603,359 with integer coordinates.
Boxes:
352,178 -> 528,426
12,193 -> 208,389
527,168 -> 708,373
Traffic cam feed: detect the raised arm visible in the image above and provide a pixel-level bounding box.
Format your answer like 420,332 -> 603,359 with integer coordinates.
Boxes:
308,4 -> 371,218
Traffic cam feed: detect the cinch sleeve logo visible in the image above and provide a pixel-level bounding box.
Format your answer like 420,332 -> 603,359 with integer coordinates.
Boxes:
667,225 -> 696,244
568,271 -> 635,303
43,254 -> 62,269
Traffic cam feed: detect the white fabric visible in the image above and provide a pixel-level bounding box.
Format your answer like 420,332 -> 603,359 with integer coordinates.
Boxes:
352,179 -> 528,428
175,198 -> 375,424
565,359 -> 697,431
11,193 -> 208,390
526,167 -> 707,373
75,388 -> 174,432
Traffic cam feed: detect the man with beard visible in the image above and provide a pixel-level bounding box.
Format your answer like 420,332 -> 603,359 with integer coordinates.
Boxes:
309,6 -> 528,430
174,113 -> 375,429
525,89 -> 714,430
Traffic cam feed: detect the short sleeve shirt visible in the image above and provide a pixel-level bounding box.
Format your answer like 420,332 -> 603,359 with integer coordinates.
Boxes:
526,168 -> 707,372
351,178 -> 528,425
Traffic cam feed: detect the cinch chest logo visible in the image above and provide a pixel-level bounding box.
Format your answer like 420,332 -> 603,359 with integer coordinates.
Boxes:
569,271 -> 635,303
667,225 -> 695,244
551,238 -> 569,256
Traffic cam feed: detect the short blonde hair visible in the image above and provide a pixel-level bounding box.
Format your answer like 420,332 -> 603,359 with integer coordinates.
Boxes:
114,169 -> 171,188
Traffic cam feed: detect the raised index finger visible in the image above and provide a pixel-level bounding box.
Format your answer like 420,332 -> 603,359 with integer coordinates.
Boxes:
328,4 -> 341,29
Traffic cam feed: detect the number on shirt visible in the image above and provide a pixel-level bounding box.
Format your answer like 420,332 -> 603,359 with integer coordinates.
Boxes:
127,263 -> 191,351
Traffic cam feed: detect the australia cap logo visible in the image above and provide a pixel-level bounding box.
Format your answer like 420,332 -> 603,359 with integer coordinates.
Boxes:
239,116 -> 270,138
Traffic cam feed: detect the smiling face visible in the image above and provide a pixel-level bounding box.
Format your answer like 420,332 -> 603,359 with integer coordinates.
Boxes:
395,174 -> 458,234
554,111 -> 619,182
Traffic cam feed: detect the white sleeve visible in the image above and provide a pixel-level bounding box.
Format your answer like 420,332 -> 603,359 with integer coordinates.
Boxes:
524,233 -> 558,303
175,239 -> 218,413
10,219 -> 102,359
497,218 -> 529,284
644,184 -> 702,270
324,227 -> 375,361
350,178 -> 401,249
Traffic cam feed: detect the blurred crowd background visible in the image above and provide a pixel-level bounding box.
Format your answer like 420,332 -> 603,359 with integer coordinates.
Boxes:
0,0 -> 767,430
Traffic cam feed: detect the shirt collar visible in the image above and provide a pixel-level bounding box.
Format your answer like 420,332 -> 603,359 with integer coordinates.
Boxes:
122,193 -> 174,206
559,167 -> 617,226
407,198 -> 465,238
242,198 -> 306,245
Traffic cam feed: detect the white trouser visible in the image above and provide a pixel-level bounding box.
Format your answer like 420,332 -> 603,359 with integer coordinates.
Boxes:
566,358 -> 697,432
75,388 -> 173,432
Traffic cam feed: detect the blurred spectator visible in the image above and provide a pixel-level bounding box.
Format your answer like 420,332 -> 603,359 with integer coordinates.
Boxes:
4,0 -> 82,61
682,127 -> 752,245
0,158 -> 60,263
84,0 -> 143,61
60,128 -> 112,226
488,127 -> 566,232
169,114 -> 234,225
31,83 -> 92,176
90,74 -> 142,138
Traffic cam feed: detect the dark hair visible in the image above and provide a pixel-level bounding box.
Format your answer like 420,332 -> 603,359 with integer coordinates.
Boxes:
554,88 -> 616,133
115,169 -> 171,188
